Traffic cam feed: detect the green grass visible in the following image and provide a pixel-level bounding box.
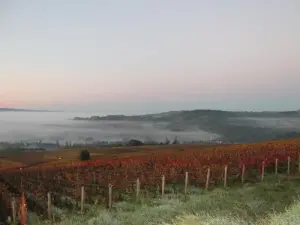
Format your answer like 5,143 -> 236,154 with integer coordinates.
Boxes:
20,175 -> 300,225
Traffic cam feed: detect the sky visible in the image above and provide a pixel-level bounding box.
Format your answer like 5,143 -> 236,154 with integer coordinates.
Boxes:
1,0 -> 300,114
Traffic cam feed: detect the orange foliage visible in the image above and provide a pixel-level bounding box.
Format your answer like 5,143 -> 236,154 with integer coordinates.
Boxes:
3,139 -> 300,205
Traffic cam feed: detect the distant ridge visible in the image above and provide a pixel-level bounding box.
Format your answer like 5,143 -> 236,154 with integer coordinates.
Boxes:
73,108 -> 300,121
73,108 -> 300,144
0,108 -> 57,112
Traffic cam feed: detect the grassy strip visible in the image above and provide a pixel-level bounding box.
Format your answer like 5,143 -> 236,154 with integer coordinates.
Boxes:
22,175 -> 300,225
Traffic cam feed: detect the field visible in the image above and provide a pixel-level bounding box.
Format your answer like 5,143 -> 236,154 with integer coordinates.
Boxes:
0,144 -> 221,168
26,177 -> 300,225
0,159 -> 25,172
1,138 -> 300,224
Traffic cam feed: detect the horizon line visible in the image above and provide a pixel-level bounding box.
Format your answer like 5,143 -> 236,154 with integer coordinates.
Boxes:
1,107 -> 299,115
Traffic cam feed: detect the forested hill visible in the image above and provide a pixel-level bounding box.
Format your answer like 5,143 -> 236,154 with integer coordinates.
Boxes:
74,109 -> 300,121
74,109 -> 300,143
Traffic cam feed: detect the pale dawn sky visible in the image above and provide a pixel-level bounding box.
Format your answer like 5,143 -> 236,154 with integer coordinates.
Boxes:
0,0 -> 299,114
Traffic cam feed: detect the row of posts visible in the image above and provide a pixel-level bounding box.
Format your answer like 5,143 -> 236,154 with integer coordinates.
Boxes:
11,156 -> 298,223
136,156 -> 296,200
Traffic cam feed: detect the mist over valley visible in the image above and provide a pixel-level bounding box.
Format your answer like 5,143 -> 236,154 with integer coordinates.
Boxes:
0,109 -> 300,145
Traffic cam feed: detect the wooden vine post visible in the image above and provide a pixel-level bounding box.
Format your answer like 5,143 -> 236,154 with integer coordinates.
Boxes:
287,156 -> 291,177
275,158 -> 278,175
80,186 -> 85,214
184,172 -> 188,196
298,152 -> 300,173
205,168 -> 210,191
261,161 -> 265,182
11,197 -> 16,224
47,192 -> 51,220
108,184 -> 112,209
161,175 -> 165,197
20,168 -> 23,191
241,164 -> 245,184
92,172 -> 96,183
19,192 -> 27,225
136,178 -> 140,200
224,165 -> 228,188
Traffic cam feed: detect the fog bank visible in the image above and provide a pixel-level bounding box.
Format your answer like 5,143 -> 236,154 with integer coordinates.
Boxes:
0,112 -> 219,143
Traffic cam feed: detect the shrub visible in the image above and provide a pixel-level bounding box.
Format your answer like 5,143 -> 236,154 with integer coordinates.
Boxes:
80,149 -> 91,161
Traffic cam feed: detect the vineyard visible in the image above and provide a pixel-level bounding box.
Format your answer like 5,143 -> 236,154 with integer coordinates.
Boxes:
1,138 -> 300,224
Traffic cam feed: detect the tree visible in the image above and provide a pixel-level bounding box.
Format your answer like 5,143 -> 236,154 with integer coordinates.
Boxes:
80,149 -> 91,161
164,137 -> 170,145
172,136 -> 180,144
128,139 -> 144,146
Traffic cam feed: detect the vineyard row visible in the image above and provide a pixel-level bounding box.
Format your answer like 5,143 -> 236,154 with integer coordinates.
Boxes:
2,141 -> 300,223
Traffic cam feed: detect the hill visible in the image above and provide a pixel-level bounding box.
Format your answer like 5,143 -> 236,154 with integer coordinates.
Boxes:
74,109 -> 300,121
74,109 -> 300,143
0,108 -> 55,112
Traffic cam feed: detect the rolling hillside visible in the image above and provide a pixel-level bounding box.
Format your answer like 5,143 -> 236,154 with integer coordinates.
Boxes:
74,109 -> 300,143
